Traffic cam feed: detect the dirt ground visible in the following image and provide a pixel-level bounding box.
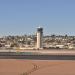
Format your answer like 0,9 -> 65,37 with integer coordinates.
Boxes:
0,59 -> 75,75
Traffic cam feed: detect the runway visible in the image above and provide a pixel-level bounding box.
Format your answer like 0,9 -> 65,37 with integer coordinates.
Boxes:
0,52 -> 75,60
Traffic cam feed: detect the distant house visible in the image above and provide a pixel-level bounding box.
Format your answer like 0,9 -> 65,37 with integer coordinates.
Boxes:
56,45 -> 64,49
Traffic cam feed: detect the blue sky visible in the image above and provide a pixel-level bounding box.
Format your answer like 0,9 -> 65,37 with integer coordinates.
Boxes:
0,0 -> 75,36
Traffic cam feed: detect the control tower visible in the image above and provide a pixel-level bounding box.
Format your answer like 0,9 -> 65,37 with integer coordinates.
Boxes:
37,27 -> 43,49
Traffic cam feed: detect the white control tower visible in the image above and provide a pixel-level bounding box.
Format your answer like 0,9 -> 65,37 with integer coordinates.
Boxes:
37,27 -> 43,49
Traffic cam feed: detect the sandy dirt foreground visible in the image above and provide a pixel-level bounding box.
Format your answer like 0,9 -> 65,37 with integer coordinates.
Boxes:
0,59 -> 75,75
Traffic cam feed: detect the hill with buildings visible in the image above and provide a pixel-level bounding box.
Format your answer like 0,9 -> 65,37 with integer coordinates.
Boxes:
0,34 -> 75,50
